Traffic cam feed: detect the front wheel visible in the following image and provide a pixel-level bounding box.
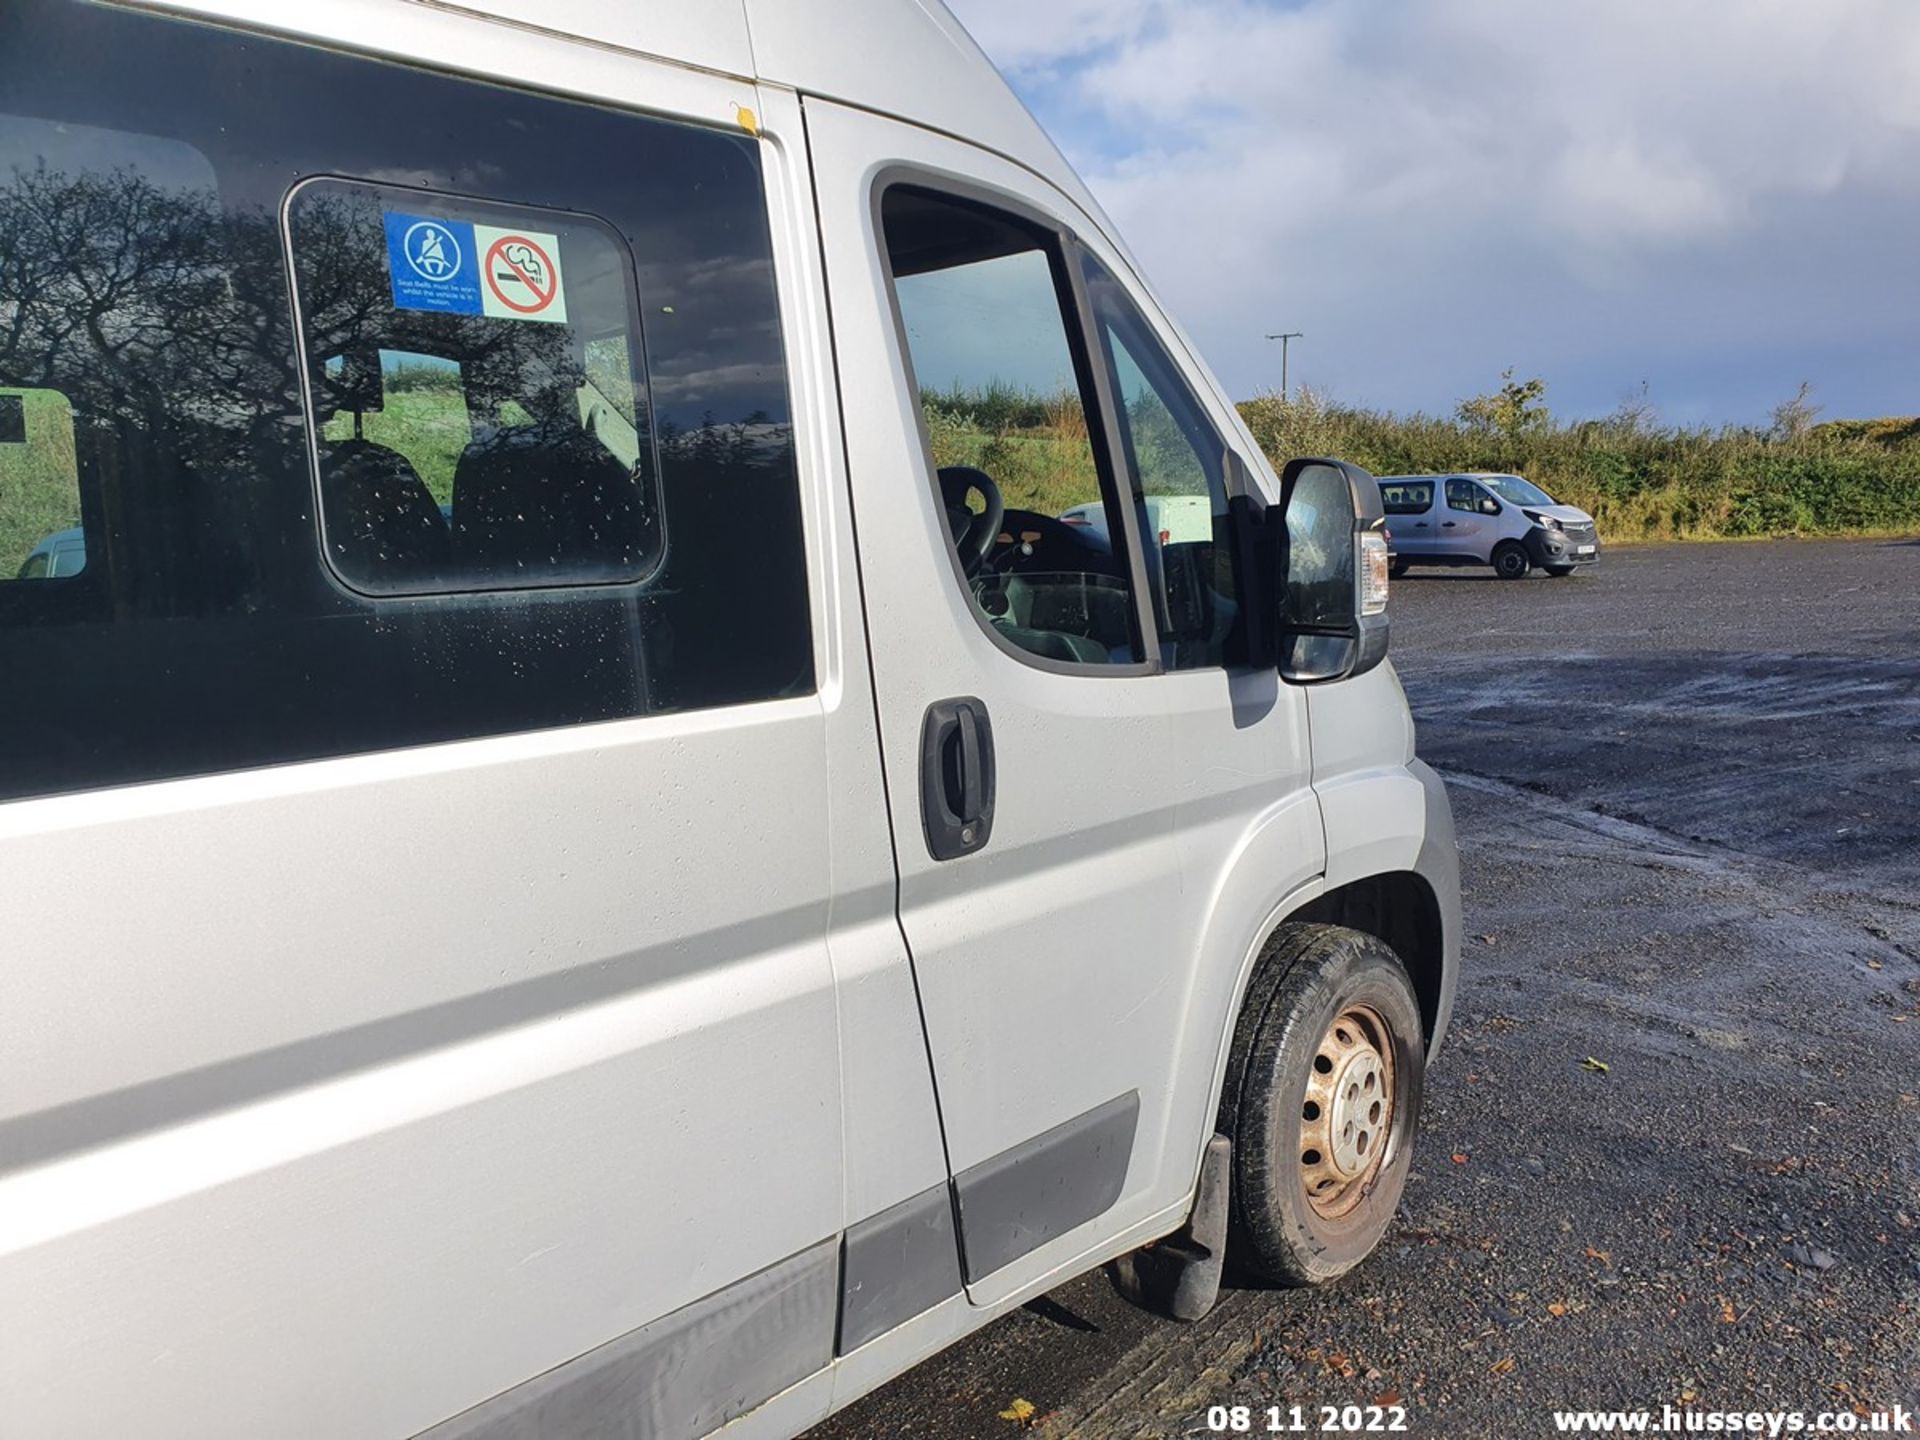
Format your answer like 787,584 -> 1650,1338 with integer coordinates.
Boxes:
1219,924 -> 1425,1287
1492,541 -> 1531,580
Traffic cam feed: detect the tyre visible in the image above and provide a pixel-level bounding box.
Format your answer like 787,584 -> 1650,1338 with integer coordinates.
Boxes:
1544,564 -> 1575,578
1218,923 -> 1425,1287
1388,558 -> 1410,579
1491,541 -> 1530,580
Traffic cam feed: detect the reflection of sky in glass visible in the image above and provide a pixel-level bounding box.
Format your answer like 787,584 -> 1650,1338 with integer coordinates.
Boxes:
0,114 -> 212,191
895,250 -> 1081,397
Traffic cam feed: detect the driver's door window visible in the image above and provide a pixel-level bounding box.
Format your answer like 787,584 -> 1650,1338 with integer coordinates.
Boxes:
1447,479 -> 1494,513
1080,253 -> 1243,670
882,186 -> 1143,669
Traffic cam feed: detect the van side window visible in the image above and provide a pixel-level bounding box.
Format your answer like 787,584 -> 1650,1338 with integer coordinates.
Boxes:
881,186 -> 1143,669
1080,253 -> 1243,670
0,0 -> 811,801
287,181 -> 660,595
1447,479 -> 1493,512
1380,481 -> 1433,515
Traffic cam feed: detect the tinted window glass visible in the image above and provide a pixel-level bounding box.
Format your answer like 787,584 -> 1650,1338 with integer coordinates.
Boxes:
0,0 -> 811,801
883,187 -> 1142,669
1081,253 -> 1243,670
288,180 -> 660,595
1380,480 -> 1432,515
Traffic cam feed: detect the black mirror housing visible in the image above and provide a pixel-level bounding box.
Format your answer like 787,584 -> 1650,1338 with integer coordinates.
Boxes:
1271,457 -> 1389,685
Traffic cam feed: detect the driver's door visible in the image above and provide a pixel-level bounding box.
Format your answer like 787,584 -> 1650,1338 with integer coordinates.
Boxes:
1441,477 -> 1498,556
808,98 -> 1324,1310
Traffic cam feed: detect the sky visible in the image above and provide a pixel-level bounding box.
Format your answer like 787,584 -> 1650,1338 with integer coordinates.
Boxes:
939,0 -> 1920,427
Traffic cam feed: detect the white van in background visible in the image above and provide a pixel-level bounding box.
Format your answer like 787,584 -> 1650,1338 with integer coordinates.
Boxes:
0,3 -> 1459,1437
1379,472 -> 1601,579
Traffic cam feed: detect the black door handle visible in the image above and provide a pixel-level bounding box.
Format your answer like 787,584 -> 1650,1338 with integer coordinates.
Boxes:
1413,521 -> 1428,528
920,697 -> 996,861
1441,521 -> 1457,528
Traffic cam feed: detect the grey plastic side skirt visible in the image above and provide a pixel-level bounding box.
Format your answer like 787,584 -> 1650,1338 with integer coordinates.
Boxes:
837,1182 -> 964,1353
411,1093 -> 1139,1437
413,1239 -> 838,1440
951,1090 -> 1140,1283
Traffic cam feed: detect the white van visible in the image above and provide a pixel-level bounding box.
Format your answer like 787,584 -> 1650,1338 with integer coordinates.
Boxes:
1378,473 -> 1600,579
0,3 -> 1459,1437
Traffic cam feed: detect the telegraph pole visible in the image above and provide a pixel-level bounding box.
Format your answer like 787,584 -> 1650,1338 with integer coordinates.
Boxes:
1266,332 -> 1304,400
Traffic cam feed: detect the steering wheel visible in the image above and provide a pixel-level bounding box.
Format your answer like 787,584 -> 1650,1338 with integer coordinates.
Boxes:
938,465 -> 1005,577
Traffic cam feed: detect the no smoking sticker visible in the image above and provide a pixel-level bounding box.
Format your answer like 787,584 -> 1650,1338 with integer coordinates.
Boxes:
477,226 -> 567,324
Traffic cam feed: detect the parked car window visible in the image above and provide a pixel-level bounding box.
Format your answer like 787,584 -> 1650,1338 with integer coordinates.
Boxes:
1479,472 -> 1556,506
1079,253 -> 1244,670
882,186 -> 1144,669
1447,479 -> 1495,513
1379,481 -> 1433,515
0,388 -> 84,581
0,0 -> 811,801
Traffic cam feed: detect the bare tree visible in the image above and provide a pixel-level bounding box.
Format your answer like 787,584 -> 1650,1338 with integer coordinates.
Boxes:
1768,381 -> 1821,442
1608,380 -> 1657,437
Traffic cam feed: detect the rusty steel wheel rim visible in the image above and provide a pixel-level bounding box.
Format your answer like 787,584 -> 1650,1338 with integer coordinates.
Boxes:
1298,1002 -> 1396,1219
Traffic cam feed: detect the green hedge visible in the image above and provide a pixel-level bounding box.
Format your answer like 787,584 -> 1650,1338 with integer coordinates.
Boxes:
1237,393 -> 1920,541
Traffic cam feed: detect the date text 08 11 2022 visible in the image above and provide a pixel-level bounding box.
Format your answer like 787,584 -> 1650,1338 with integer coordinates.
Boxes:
1207,1404 -> 1411,1434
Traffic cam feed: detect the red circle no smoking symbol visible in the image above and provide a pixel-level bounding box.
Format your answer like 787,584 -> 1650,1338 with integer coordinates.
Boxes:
483,234 -> 559,315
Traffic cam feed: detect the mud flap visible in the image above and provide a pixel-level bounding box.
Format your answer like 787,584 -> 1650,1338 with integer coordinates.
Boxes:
1109,1133 -> 1231,1322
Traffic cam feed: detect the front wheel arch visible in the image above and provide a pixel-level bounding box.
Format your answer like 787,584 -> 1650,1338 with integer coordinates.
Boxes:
1286,869 -> 1447,1050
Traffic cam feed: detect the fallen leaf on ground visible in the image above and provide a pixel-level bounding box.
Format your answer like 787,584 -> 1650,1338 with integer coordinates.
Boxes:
1373,1391 -> 1402,1408
1720,1299 -> 1737,1323
1584,1247 -> 1611,1264
997,1398 -> 1035,1423
1490,1356 -> 1516,1376
1451,1153 -> 1470,1165
1547,1302 -> 1568,1318
1581,1057 -> 1610,1073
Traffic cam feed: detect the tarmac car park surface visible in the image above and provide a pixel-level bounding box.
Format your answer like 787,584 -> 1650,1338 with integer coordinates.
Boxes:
812,537 -> 1920,1439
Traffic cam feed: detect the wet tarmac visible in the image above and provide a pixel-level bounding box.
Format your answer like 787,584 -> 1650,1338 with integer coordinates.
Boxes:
810,538 -> 1920,1439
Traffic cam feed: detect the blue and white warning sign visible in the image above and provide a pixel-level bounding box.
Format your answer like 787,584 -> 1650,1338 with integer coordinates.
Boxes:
384,212 -> 568,324
385,212 -> 481,315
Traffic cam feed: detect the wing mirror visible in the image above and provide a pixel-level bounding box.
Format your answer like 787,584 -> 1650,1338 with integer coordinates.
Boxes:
1479,496 -> 1500,516
1271,457 -> 1389,684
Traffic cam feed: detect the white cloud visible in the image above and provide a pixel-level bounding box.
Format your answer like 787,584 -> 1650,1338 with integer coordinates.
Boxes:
944,0 -> 1159,69
944,0 -> 1920,422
